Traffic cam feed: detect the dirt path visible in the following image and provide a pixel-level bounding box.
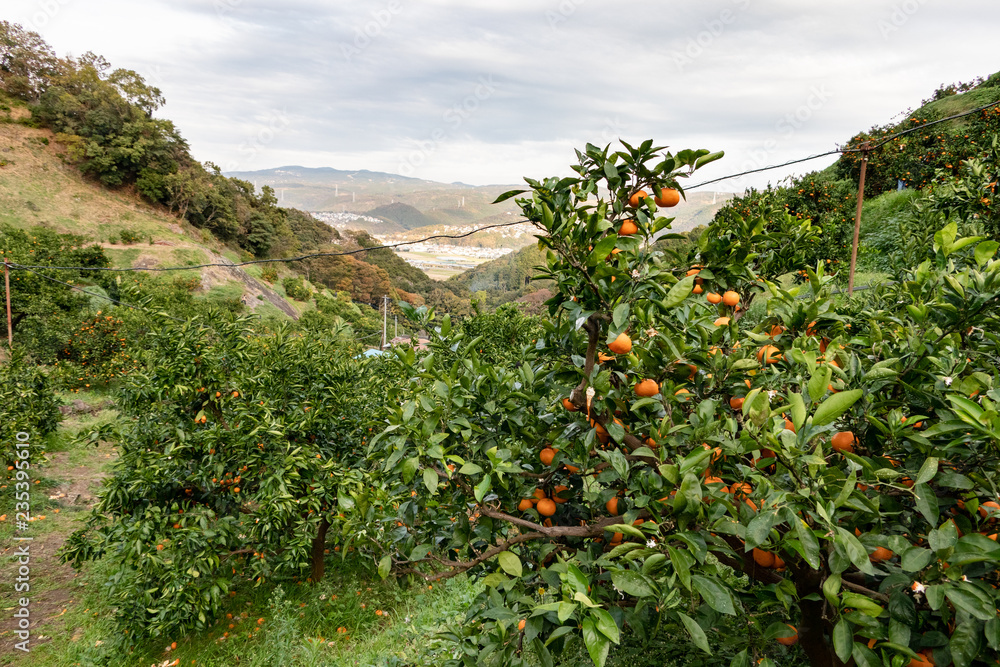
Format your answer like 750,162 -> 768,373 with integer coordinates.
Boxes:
0,424 -> 114,662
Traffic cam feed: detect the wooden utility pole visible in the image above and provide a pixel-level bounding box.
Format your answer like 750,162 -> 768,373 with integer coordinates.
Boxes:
848,143 -> 870,296
4,260 -> 12,349
382,295 -> 389,349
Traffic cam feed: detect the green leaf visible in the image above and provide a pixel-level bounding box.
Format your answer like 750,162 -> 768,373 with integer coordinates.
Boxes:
378,554 -> 391,580
422,468 -> 438,495
474,475 -> 491,503
557,602 -> 577,623
661,275 -> 696,309
914,483 -> 940,525
611,570 -> 657,597
807,364 -> 832,403
745,510 -> 778,550
946,585 -> 995,621
581,617 -> 611,667
692,575 -> 736,615
823,573 -> 842,607
459,462 -> 483,475
950,619 -> 983,667
934,220 -> 957,256
605,523 -> 645,540
677,612 -> 711,655
497,551 -> 522,578
612,303 -> 630,330
915,457 -> 939,485
901,546 -> 935,572
592,608 -> 621,644
851,643 -> 880,667
812,389 -> 863,427
493,189 -> 527,204
833,618 -> 853,662
401,457 -> 419,484
928,519 -> 959,551
975,240 -> 1000,266
788,392 -> 806,433
795,520 -> 821,569
588,235 -> 619,266
836,527 -> 875,574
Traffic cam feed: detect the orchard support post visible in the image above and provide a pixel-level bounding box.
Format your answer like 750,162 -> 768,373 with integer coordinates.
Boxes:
848,142 -> 870,296
4,260 -> 11,349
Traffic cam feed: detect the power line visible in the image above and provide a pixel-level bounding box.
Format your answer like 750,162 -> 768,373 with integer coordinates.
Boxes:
14,265 -> 187,322
686,97 -> 1000,190
843,98 -> 1000,152
8,96 -> 1000,277
686,150 -> 843,190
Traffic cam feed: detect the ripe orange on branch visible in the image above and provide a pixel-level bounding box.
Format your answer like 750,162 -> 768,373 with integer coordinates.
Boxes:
628,190 -> 648,207
831,431 -> 856,454
706,292 -> 722,304
608,333 -> 632,354
634,379 -> 659,397
619,219 -> 638,235
654,187 -> 680,207
722,291 -> 740,307
536,498 -> 556,517
757,345 -> 782,365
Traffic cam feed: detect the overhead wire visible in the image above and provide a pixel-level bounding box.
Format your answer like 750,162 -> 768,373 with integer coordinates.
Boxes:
6,96 -> 999,276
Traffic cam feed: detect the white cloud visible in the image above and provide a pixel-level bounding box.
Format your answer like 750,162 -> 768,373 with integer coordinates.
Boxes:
3,0 -> 999,189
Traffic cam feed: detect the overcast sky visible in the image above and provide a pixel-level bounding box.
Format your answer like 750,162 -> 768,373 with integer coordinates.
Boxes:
5,0 -> 999,190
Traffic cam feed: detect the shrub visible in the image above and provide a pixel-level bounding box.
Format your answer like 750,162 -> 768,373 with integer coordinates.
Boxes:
118,228 -> 142,244
260,266 -> 278,284
0,350 -> 62,456
282,276 -> 312,301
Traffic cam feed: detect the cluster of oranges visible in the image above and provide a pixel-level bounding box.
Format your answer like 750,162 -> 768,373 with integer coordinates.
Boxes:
59,313 -> 137,389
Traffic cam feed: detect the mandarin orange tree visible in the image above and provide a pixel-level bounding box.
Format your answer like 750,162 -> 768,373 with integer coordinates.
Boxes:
371,141 -> 1000,667
61,315 -> 398,642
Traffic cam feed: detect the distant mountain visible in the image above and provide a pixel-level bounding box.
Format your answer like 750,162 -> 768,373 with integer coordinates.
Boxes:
366,202 -> 437,230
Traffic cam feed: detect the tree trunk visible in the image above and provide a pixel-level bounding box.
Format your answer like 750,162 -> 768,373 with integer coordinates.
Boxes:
795,568 -> 848,667
310,518 -> 329,582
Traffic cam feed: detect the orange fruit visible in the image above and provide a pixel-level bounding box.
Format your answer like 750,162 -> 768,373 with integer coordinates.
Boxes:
674,388 -> 691,401
654,187 -> 680,207
756,345 -> 781,365
869,546 -> 894,563
606,497 -> 620,516
729,482 -> 752,500
156,544 -> 164,551
634,379 -> 659,397
517,498 -> 534,512
686,267 -> 701,277
729,396 -> 744,411
171,642 -> 178,650
908,651 -> 935,667
562,397 -> 577,412
552,485 -> 570,503
628,190 -> 648,207
533,488 -> 547,501
776,624 -> 798,646
773,555 -> 785,570
722,291 -> 740,307
979,500 -> 1000,518
619,220 -> 639,235
517,619 -> 526,631
706,292 -> 722,304
692,284 -> 703,295
831,431 -> 855,454
753,548 -> 775,568
536,498 -> 556,517
767,324 -> 784,339
714,316 -> 731,327
608,332 -> 632,354
539,448 -> 557,466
